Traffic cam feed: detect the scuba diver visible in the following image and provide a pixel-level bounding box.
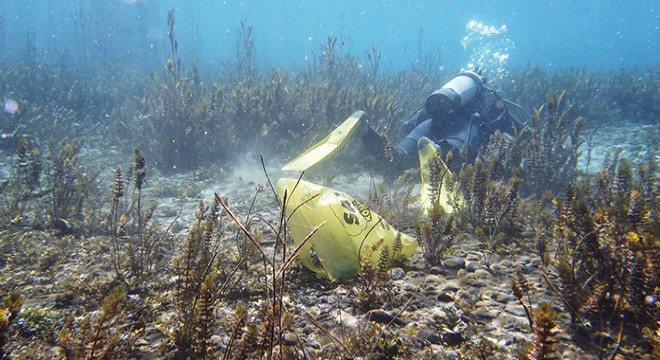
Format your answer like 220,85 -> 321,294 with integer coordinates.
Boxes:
283,70 -> 525,174
276,71 -> 530,279
362,70 -> 521,172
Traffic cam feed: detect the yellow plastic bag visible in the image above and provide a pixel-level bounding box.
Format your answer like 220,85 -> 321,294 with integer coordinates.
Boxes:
276,178 -> 417,281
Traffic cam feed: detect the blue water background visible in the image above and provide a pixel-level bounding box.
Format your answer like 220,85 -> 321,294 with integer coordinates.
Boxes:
1,0 -> 657,74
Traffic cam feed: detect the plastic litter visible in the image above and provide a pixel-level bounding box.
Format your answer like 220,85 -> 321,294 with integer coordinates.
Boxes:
276,177 -> 417,281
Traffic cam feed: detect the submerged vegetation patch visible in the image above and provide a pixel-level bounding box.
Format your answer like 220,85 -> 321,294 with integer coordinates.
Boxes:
0,10 -> 658,359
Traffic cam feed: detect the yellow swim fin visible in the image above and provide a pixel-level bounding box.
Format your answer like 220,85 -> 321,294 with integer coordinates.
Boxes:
419,141 -> 455,215
282,111 -> 365,172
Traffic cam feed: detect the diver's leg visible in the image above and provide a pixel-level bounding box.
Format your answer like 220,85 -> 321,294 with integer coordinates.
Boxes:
442,121 -> 482,162
398,107 -> 427,140
360,118 -> 434,172
390,118 -> 435,170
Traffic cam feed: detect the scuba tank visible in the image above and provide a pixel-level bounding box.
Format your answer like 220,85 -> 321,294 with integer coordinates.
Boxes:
424,71 -> 484,118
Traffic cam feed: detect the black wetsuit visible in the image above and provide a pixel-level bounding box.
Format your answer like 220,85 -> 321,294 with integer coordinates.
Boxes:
362,86 -> 515,172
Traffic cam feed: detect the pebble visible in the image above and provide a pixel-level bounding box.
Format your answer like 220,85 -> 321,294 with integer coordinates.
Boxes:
424,274 -> 442,285
429,266 -> 443,274
499,259 -> 514,268
424,284 -> 439,296
520,265 -> 536,274
336,310 -> 359,329
466,253 -> 481,261
504,305 -> 528,317
470,279 -> 487,287
488,263 -> 502,272
466,261 -> 484,272
436,293 -> 454,302
49,346 -> 65,358
527,258 -> 540,267
441,280 -> 460,292
493,292 -> 515,304
367,309 -> 407,326
473,269 -> 492,278
593,331 -> 616,345
472,309 -> 498,321
390,267 -> 405,280
484,253 -> 502,264
452,249 -> 467,257
322,343 -> 336,353
432,310 -> 447,321
417,327 -> 442,344
283,332 -> 298,346
443,256 -> 466,270
502,315 -> 529,331
303,347 -> 319,358
441,330 -> 465,347
431,345 -> 459,357
482,325 -> 498,332
407,270 -> 425,278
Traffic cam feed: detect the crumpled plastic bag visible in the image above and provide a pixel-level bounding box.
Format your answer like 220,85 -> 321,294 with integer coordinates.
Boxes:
276,177 -> 417,281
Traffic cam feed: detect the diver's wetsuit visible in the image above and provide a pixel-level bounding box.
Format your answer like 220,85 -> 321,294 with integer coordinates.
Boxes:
362,74 -> 515,172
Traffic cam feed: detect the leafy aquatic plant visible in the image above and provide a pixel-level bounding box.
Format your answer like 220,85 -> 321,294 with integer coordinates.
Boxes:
0,137 -> 99,234
213,163 -> 318,359
171,197 -> 240,358
544,153 -> 659,357
106,149 -> 167,287
357,238 -> 395,310
520,91 -> 585,195
512,268 -> 561,360
367,172 -> 419,225
0,293 -> 23,359
452,155 -> 523,251
46,138 -> 90,231
56,287 -> 126,359
415,203 -> 456,266
0,137 -> 41,228
235,20 -> 256,80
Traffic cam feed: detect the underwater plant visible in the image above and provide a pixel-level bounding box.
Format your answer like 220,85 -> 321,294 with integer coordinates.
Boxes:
448,90 -> 588,253
544,153 -> 659,357
1,6 -> 660,358
452,154 -> 523,251
56,286 -> 126,359
170,197 -> 244,358
415,151 -> 457,266
0,137 -> 41,228
367,172 -> 419,226
0,293 -> 23,359
139,9 -> 236,173
235,20 -> 256,80
0,137 -> 101,234
520,91 -> 585,196
317,34 -> 340,79
415,203 -> 456,266
502,66 -> 660,127
512,268 -> 561,360
106,149 -> 167,287
357,238 -> 396,310
213,174 -> 305,358
46,138 -> 93,232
